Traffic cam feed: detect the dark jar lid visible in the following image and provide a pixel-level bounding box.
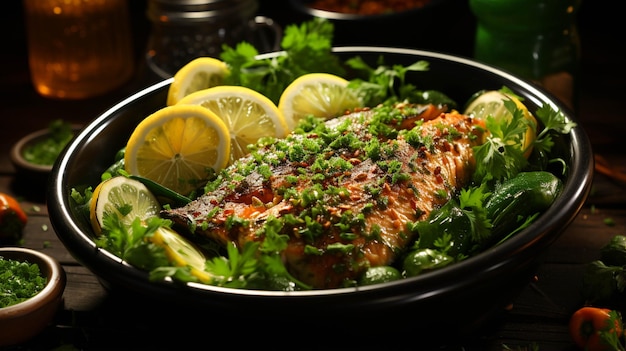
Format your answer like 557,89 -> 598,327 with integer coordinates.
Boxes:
147,0 -> 258,23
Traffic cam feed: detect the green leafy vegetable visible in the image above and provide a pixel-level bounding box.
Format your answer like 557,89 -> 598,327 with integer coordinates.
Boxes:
96,215 -> 171,271
220,18 -> 455,110
95,207 -> 308,290
582,260 -> 626,305
582,235 -> 626,307
472,99 -> 529,183
345,56 -> 456,108
472,91 -> 576,184
345,56 -> 428,106
532,104 -> 577,156
458,184 -> 493,243
600,235 -> 626,266
220,18 -> 345,104
415,184 -> 492,259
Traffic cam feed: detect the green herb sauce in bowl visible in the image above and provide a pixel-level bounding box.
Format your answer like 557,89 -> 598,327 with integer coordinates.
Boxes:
10,120 -> 81,194
21,119 -> 76,167
0,248 -> 66,347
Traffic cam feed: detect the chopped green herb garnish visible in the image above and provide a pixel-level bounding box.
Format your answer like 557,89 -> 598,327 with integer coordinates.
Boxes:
0,257 -> 47,308
23,119 -> 75,166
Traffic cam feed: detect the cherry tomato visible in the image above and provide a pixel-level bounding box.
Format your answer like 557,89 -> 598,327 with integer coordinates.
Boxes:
0,193 -> 28,243
569,306 -> 625,351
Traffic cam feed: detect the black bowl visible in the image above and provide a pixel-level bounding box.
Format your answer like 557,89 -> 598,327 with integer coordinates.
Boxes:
47,47 -> 593,342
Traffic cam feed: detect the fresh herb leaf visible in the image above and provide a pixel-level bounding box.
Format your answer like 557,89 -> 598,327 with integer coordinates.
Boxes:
472,99 -> 530,183
70,186 -> 93,224
221,18 -> 345,104
458,184 -> 492,243
95,215 -> 170,271
415,185 -> 492,259
256,216 -> 311,290
149,266 -> 199,283
345,56 -> 430,106
532,104 -> 577,156
581,260 -> 626,304
599,310 -> 626,351
203,241 -> 260,288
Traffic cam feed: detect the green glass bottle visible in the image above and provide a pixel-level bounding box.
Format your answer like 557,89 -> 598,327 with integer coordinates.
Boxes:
469,0 -> 581,111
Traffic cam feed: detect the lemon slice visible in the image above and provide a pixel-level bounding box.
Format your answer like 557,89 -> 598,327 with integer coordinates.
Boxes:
177,85 -> 288,165
150,226 -> 213,283
166,57 -> 229,106
278,73 -> 362,131
89,176 -> 161,234
464,90 -> 537,158
124,104 -> 231,196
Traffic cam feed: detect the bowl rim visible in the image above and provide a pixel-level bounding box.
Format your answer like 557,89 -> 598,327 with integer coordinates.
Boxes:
0,247 -> 66,314
48,46 -> 594,302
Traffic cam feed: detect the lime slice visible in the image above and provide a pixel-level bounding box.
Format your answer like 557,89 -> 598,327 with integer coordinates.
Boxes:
89,176 -> 161,234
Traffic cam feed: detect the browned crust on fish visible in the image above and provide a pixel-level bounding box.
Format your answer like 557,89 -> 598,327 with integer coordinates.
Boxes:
162,103 -> 485,288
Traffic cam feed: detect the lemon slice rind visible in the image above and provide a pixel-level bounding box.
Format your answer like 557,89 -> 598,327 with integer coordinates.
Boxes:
124,104 -> 231,196
89,176 -> 161,234
464,90 -> 537,158
166,57 -> 229,106
177,85 -> 288,165
278,73 -> 362,131
150,226 -> 213,283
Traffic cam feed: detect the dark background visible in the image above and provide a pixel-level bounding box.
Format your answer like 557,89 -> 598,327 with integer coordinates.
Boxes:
2,0 -> 624,202
2,0 -> 624,128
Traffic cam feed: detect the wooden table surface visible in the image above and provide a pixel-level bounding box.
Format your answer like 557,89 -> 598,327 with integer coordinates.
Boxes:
1,0 -> 625,350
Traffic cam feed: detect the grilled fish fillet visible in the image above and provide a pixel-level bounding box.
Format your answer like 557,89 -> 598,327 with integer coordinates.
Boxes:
162,103 -> 486,289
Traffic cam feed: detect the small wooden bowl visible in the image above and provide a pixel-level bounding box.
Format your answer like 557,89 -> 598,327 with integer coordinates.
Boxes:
10,125 -> 81,188
0,247 -> 66,347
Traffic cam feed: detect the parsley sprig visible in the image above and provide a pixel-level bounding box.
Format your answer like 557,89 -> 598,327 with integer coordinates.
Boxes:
96,209 -> 309,290
345,56 -> 429,106
533,103 -> 578,155
345,56 -> 456,108
472,99 -> 530,183
472,89 -> 577,183
457,184 -> 492,244
95,215 -> 170,271
220,18 -> 345,104
417,89 -> 576,260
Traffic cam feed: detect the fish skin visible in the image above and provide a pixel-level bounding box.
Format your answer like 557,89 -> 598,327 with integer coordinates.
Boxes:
162,103 -> 485,289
